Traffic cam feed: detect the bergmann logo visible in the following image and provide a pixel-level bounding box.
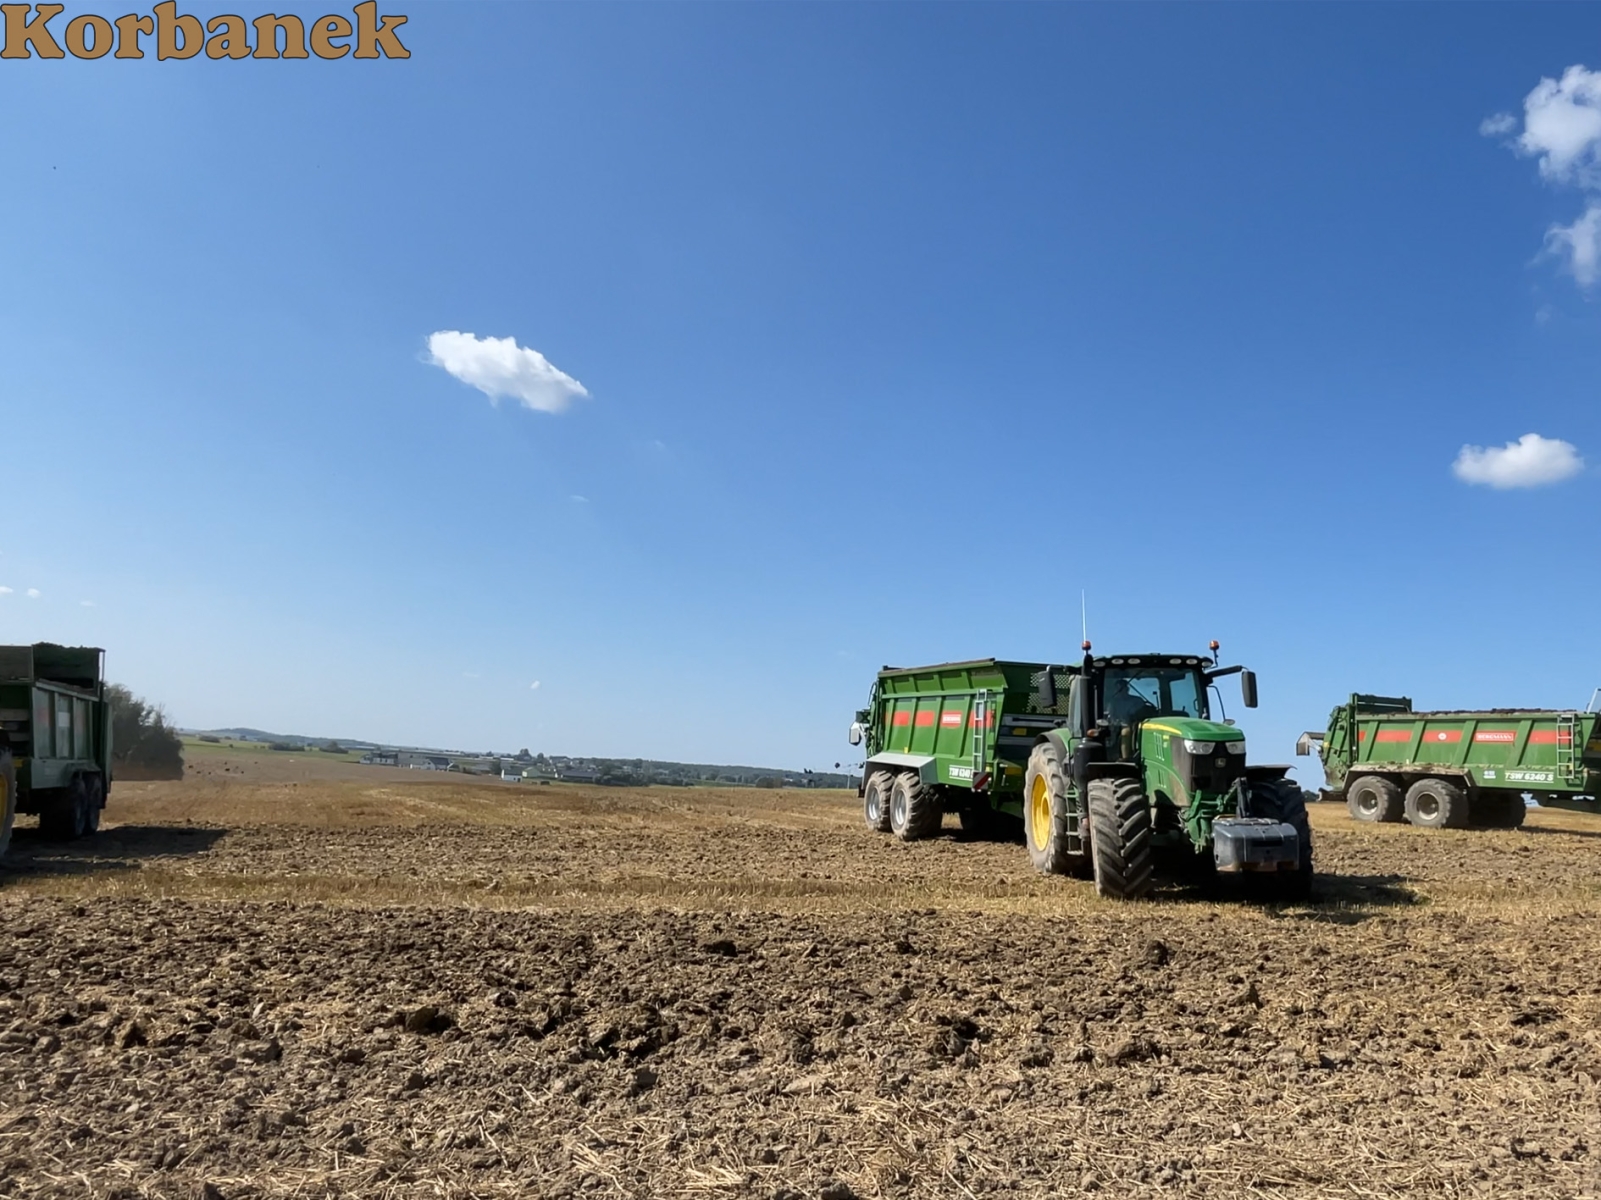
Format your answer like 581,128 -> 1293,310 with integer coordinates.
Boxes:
0,3 -> 409,59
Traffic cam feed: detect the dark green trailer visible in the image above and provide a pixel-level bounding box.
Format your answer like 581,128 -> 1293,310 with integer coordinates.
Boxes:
0,644 -> 113,859
1298,693 -> 1601,830
849,645 -> 1312,900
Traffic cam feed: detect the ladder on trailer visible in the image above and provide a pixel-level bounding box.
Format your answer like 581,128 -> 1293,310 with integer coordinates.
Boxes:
971,689 -> 989,782
1557,712 -> 1580,785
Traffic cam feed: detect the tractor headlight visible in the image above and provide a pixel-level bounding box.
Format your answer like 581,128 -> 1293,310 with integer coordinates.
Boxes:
1224,740 -> 1247,755
1183,740 -> 1215,755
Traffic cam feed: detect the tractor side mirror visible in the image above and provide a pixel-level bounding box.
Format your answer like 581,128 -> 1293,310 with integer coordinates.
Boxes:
848,722 -> 864,746
1240,670 -> 1258,709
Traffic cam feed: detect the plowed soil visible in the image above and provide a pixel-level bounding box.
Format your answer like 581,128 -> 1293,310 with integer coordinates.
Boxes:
2,755 -> 1599,1199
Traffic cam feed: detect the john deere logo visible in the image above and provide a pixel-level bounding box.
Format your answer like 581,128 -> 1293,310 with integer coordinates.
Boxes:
0,3 -> 409,59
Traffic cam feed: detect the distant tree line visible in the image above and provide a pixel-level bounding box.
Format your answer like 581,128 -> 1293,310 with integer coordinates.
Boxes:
106,684 -> 184,774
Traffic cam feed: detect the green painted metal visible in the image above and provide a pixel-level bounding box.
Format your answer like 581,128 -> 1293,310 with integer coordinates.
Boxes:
1312,693 -> 1601,809
0,644 -> 113,815
858,652 -> 1263,853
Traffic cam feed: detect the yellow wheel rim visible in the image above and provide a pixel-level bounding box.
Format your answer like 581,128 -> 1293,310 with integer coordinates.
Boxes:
1030,774 -> 1052,851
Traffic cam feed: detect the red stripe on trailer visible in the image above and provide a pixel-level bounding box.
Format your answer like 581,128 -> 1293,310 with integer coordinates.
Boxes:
1424,730 -> 1462,744
1374,730 -> 1412,743
940,712 -> 964,727
969,712 -> 994,727
914,711 -> 936,727
1474,730 -> 1516,743
1528,730 -> 1571,745
892,712 -> 911,727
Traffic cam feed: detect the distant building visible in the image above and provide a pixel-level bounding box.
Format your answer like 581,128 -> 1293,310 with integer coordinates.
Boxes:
360,750 -> 400,767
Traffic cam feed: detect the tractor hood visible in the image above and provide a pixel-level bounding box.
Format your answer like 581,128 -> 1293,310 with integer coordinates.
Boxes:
1140,717 -> 1244,749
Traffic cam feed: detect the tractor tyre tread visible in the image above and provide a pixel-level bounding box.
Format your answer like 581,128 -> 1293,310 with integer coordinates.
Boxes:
1255,778 -> 1313,901
1086,776 -> 1154,900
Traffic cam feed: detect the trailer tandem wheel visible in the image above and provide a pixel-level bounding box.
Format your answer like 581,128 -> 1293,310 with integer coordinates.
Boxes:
1086,777 -> 1153,900
862,772 -> 894,834
889,772 -> 942,842
1403,778 -> 1469,829
1346,775 -> 1403,824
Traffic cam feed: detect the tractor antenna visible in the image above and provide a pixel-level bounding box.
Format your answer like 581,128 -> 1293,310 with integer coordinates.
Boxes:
1081,591 -> 1088,647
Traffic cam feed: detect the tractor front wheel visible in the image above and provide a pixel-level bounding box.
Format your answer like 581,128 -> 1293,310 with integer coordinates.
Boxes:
1085,777 -> 1153,900
1252,778 -> 1313,901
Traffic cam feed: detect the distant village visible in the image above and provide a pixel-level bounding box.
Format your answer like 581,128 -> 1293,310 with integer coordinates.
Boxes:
190,730 -> 852,789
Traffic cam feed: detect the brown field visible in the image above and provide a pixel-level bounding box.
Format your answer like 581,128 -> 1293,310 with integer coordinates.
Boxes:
2,750 -> 1599,1199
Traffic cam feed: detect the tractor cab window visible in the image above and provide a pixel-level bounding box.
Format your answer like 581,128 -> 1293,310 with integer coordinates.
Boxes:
1103,667 -> 1206,724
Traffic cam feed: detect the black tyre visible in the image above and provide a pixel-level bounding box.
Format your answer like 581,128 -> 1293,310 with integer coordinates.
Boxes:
0,752 -> 15,862
1404,777 -> 1469,829
1346,775 -> 1403,823
888,772 -> 942,842
862,772 -> 894,833
1470,791 -> 1523,829
1023,740 -> 1086,875
39,777 -> 88,841
82,774 -> 103,836
1252,778 -> 1313,901
1085,777 -> 1153,900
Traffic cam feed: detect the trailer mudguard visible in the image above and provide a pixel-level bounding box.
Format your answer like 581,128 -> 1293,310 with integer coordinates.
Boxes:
864,752 -> 938,785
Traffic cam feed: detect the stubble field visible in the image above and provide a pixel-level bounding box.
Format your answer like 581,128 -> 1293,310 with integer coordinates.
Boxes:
1,747 -> 1599,1199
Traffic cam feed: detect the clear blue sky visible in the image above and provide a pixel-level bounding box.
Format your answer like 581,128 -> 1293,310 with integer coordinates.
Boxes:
2,3 -> 1597,781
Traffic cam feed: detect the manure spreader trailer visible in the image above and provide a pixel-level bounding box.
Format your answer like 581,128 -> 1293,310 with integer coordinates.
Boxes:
0,643 -> 112,859
1299,693 -> 1601,829
848,644 -> 1312,900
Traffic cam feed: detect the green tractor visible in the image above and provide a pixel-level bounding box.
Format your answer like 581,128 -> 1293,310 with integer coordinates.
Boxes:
1021,644 -> 1310,900
853,642 -> 1311,901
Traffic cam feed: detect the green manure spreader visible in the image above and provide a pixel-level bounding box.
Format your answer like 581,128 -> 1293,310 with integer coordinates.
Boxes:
0,643 -> 113,860
848,645 -> 1312,900
1299,693 -> 1601,830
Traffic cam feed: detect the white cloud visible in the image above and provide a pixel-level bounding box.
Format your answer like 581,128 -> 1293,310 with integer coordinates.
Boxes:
426,331 -> 589,414
1453,432 -> 1585,489
529,681 -> 541,690
80,600 -> 94,607
1513,66 -> 1601,185
1480,112 -> 1517,138
0,586 -> 10,595
25,588 -> 39,599
1543,203 -> 1601,285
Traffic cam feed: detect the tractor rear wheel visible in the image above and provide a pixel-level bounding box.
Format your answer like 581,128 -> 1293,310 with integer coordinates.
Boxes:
862,772 -> 894,833
1023,740 -> 1085,875
1346,775 -> 1403,823
1404,777 -> 1469,829
889,772 -> 941,842
0,752 -> 15,862
1253,779 -> 1313,901
1085,777 -> 1153,900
